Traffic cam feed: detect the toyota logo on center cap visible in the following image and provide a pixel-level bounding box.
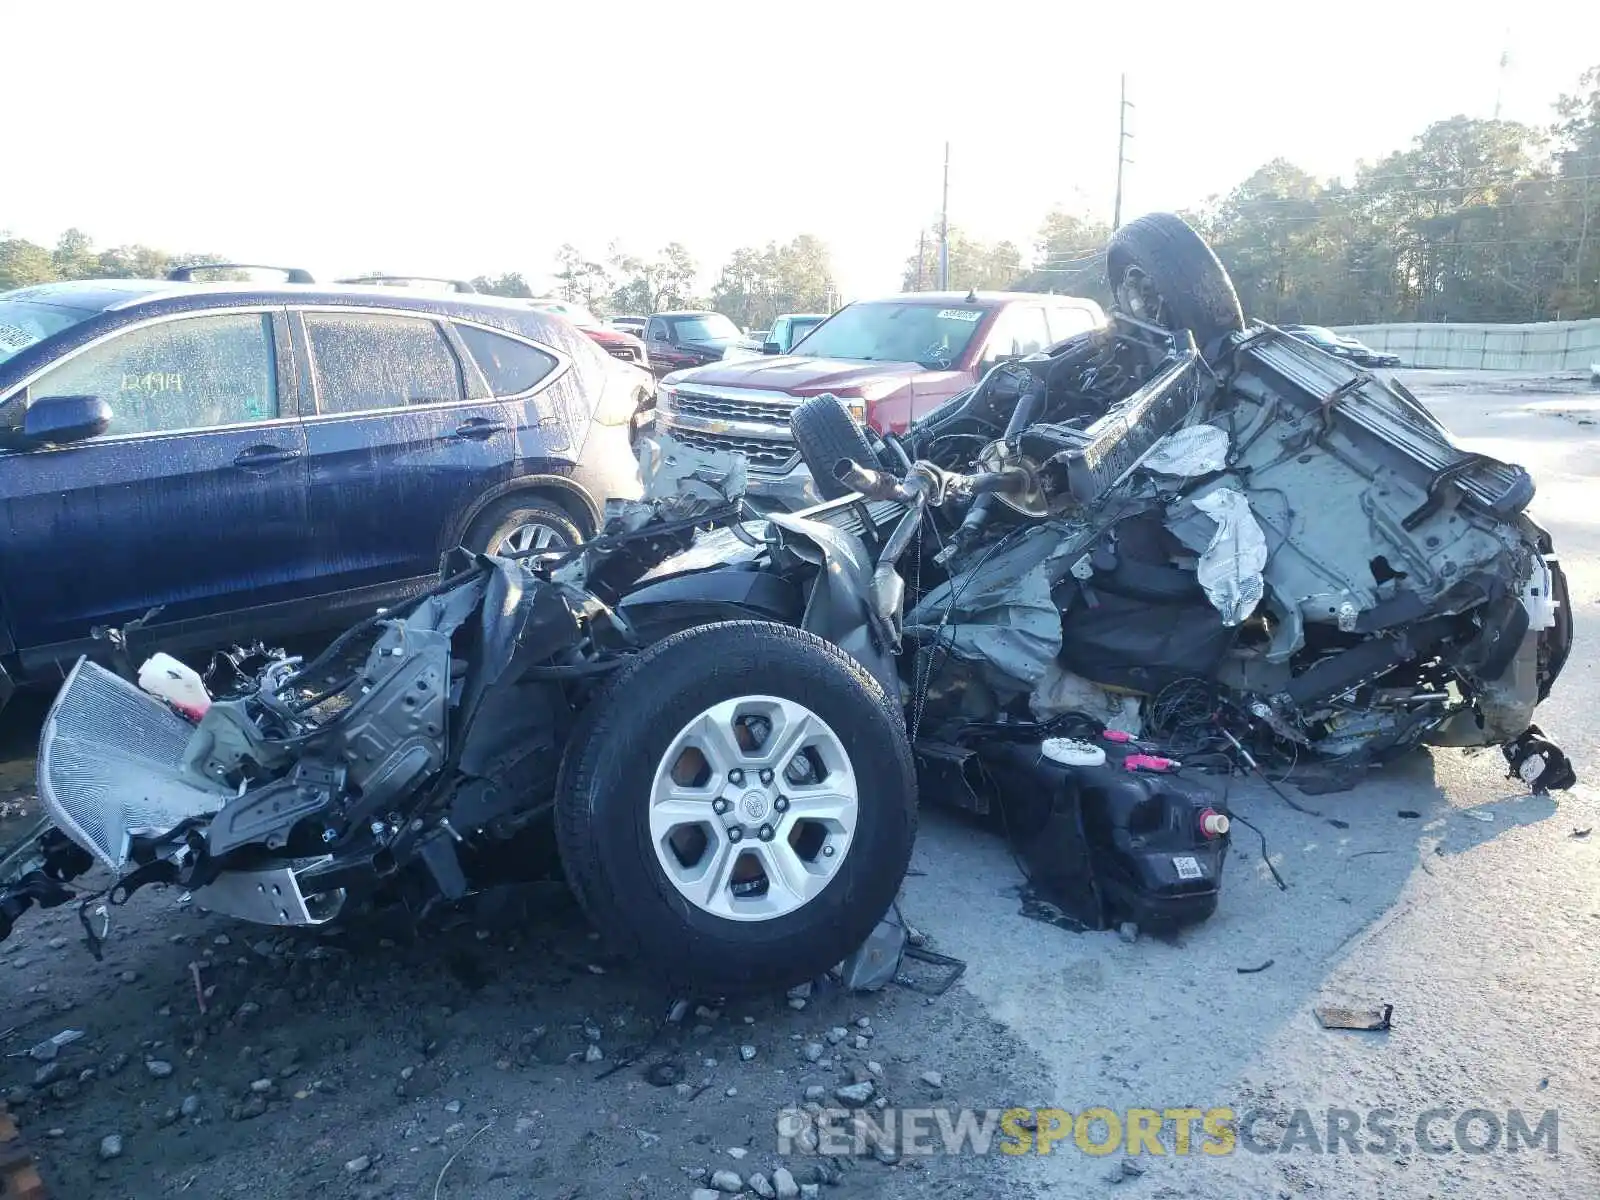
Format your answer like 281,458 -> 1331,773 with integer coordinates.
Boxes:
740,791 -> 770,821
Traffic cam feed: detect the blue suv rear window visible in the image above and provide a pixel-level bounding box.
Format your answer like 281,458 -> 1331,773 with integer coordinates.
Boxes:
456,324 -> 557,397
305,313 -> 463,413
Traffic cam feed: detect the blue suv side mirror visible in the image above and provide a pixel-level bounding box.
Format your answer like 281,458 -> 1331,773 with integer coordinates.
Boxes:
23,395 -> 113,447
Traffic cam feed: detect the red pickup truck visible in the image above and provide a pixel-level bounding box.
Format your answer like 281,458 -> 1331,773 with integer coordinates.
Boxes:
652,291 -> 1105,509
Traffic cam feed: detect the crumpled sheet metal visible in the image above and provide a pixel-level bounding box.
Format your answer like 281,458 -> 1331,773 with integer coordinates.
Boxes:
939,566 -> 1060,687
1178,487 -> 1268,626
906,526 -> 1077,689
636,430 -> 747,513
635,524 -> 767,582
1143,423 -> 1229,476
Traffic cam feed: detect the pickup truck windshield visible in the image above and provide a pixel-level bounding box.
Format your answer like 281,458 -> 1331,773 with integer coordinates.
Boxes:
0,300 -> 98,368
788,302 -> 984,369
671,314 -> 741,344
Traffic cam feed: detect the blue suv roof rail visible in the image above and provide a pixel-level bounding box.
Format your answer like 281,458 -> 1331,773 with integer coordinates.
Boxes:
335,275 -> 479,293
166,263 -> 316,284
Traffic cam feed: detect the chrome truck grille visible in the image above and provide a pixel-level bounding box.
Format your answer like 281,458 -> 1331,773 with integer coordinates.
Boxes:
37,659 -> 224,871
668,428 -> 799,470
671,389 -> 800,425
657,386 -> 802,473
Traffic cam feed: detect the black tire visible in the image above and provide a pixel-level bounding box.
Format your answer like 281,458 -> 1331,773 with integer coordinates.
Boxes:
554,620 -> 917,993
462,495 -> 584,558
1106,212 -> 1244,348
791,394 -> 881,502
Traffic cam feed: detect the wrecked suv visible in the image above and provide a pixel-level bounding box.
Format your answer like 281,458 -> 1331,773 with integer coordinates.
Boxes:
0,215 -> 1572,994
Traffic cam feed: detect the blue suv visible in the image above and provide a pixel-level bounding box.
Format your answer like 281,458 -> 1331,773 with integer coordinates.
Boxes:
0,272 -> 647,709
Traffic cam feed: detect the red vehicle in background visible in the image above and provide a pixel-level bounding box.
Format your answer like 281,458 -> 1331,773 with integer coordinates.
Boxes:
651,291 -> 1106,509
524,299 -> 650,371
642,310 -> 747,377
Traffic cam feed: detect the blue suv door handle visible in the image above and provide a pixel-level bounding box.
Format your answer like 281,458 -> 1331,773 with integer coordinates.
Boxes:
452,418 -> 509,440
232,445 -> 303,468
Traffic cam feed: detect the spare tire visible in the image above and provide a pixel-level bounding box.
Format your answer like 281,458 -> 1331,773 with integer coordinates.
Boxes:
553,620 -> 917,993
1107,213 -> 1244,349
791,393 -> 880,502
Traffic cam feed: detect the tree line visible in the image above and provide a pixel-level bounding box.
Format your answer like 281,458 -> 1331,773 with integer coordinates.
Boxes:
0,228 -> 839,334
1194,63 -> 1600,326
0,231 -> 234,291
518,236 -> 839,330
905,64 -> 1600,327
5,63 -> 1597,328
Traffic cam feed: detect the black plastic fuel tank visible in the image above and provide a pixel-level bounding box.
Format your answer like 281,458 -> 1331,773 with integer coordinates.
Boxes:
974,737 -> 1230,931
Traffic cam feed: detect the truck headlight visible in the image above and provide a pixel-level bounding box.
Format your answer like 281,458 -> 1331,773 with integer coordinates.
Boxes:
817,391 -> 866,423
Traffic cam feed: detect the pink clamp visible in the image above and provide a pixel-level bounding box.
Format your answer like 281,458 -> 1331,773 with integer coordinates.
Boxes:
1123,753 -> 1179,773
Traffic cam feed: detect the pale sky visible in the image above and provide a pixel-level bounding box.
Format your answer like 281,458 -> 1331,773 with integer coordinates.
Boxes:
5,1 -> 1599,301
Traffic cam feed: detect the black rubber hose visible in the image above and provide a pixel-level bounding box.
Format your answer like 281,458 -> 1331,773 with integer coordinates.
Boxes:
882,432 -> 915,474
284,565 -> 490,688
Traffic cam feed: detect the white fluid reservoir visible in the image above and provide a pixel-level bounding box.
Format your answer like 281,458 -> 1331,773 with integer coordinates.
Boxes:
1039,738 -> 1108,768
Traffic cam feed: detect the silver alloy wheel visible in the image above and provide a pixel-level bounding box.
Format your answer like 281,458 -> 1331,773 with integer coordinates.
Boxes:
648,695 -> 858,922
495,521 -> 569,557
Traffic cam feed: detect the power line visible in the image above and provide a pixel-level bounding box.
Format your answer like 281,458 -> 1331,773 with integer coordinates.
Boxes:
1038,250 -> 1108,266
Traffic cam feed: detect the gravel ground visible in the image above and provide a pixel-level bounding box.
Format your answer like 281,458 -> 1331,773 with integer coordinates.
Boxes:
0,370 -> 1596,1199
0,856 -> 1046,1200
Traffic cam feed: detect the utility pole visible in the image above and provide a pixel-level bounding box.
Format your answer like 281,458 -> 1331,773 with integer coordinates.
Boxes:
1113,75 -> 1133,230
1492,29 -> 1511,120
939,142 -> 950,290
917,230 -> 926,291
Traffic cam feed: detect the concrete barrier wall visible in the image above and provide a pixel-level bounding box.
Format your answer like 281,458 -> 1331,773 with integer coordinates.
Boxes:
1328,319 -> 1600,371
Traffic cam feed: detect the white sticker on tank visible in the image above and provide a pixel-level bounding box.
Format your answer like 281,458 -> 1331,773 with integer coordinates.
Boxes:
1173,855 -> 1203,880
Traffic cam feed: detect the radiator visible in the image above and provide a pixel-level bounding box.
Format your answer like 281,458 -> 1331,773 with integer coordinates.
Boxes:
37,659 -> 224,871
